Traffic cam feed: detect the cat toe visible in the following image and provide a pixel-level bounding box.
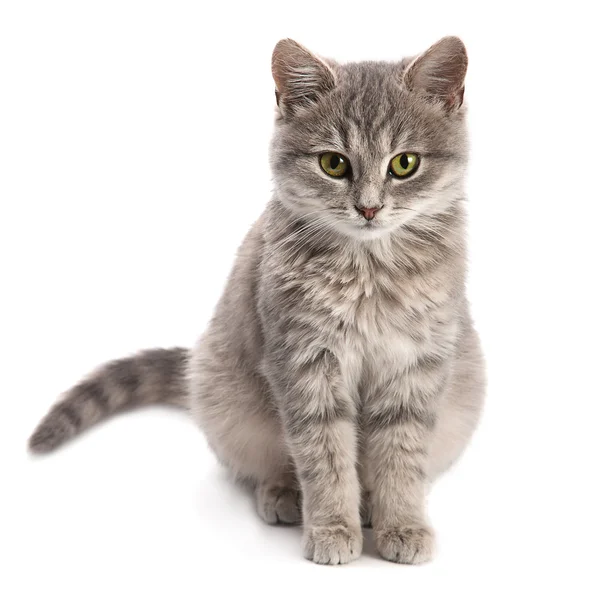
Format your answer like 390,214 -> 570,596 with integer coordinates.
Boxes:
303,523 -> 362,565
256,484 -> 301,525
375,524 -> 435,564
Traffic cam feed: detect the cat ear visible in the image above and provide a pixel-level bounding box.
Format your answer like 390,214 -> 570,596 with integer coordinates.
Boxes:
403,36 -> 468,111
271,39 -> 335,114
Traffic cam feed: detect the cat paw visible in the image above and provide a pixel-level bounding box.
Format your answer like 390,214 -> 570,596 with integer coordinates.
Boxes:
375,525 -> 435,564
256,484 -> 301,524
303,524 -> 362,565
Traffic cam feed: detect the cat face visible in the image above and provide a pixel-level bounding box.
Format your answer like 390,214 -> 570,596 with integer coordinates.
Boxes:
270,38 -> 469,241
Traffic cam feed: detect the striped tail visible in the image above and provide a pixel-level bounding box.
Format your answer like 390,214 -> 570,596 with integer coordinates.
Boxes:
29,347 -> 189,454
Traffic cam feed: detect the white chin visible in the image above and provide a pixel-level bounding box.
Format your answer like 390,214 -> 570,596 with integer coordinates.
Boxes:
334,221 -> 395,241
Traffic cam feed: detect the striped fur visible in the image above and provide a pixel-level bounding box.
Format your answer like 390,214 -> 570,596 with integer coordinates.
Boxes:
29,348 -> 188,453
29,37 -> 485,566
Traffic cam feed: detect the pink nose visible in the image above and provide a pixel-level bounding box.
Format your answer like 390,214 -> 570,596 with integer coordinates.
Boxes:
356,205 -> 381,221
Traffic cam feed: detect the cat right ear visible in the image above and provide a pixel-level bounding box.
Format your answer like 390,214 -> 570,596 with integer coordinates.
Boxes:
403,36 -> 468,111
271,39 -> 335,115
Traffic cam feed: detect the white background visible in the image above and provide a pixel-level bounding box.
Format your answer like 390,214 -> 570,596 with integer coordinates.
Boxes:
2,1 -> 599,598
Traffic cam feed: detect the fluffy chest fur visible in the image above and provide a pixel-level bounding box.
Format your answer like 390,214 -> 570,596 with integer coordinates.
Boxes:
260,202 -> 465,397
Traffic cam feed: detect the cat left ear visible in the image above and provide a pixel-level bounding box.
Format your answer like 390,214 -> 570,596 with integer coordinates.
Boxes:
403,36 -> 468,111
271,39 -> 335,115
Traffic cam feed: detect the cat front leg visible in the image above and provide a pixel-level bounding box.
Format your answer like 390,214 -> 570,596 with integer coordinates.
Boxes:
363,358 -> 447,564
265,345 -> 362,565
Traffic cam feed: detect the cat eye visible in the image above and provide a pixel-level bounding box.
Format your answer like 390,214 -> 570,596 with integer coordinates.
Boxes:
389,153 -> 419,178
320,152 -> 350,178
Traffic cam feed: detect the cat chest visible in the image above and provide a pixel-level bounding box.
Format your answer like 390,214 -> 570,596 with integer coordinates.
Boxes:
324,278 -> 454,389
279,263 -> 453,375
320,286 -> 439,382
307,271 -> 439,348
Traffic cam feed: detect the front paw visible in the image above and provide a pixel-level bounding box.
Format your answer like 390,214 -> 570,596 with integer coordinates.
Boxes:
303,523 -> 362,565
375,525 -> 435,564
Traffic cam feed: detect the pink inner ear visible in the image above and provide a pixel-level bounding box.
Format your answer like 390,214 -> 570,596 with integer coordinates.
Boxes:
271,39 -> 335,112
404,37 -> 468,110
450,86 -> 465,110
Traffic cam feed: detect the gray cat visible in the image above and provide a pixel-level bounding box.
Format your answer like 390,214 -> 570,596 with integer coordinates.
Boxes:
29,37 -> 485,565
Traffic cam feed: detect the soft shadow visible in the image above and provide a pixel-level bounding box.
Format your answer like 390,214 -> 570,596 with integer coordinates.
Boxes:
361,527 -> 378,558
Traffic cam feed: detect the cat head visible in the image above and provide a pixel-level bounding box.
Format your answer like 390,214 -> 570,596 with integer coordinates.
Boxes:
270,37 -> 469,241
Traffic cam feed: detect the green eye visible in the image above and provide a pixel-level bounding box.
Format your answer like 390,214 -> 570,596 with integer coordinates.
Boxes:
320,152 -> 349,178
389,153 -> 419,178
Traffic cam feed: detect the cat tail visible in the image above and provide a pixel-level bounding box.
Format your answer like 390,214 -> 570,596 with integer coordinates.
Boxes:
28,347 -> 189,454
